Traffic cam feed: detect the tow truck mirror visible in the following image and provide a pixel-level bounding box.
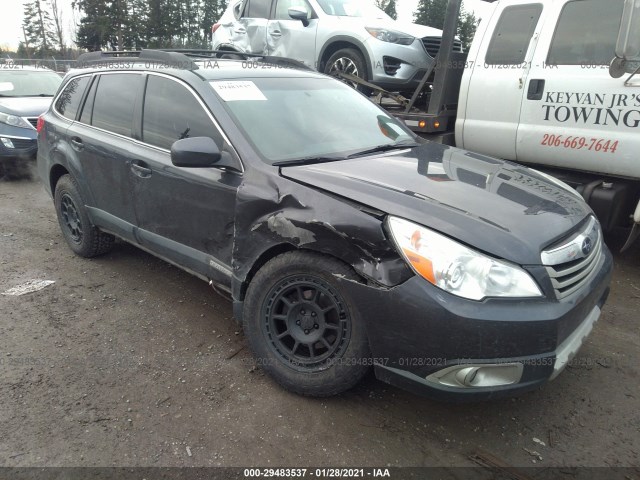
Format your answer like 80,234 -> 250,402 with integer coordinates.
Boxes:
610,0 -> 640,78
288,7 -> 310,26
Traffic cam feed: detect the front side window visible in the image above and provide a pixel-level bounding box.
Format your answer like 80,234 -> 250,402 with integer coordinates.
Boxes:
212,77 -> 415,164
485,4 -> 543,65
55,76 -> 90,120
547,0 -> 624,66
91,74 -> 139,137
242,0 -> 271,18
275,0 -> 313,20
142,75 -> 223,151
315,0 -> 388,18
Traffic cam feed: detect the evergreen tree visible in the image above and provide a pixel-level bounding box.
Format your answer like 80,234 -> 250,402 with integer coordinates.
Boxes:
73,0 -> 115,50
375,0 -> 397,20
383,0 -> 397,20
413,0 -> 447,29
202,0 -> 229,42
458,4 -> 478,52
73,0 -> 231,50
22,0 -> 59,58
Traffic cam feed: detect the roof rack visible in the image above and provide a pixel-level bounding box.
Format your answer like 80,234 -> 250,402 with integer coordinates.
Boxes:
76,50 -> 200,70
159,49 -> 313,71
74,48 -> 312,72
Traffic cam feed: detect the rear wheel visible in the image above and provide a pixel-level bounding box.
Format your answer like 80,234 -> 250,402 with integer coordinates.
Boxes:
243,251 -> 370,396
324,48 -> 372,95
54,174 -> 114,258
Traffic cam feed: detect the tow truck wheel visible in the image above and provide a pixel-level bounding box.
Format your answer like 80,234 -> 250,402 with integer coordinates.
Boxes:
243,251 -> 371,397
324,48 -> 372,95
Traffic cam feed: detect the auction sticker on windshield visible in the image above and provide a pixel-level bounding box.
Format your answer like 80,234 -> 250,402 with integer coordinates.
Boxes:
210,80 -> 267,101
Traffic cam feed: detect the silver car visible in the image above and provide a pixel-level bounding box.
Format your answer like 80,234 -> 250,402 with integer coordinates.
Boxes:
212,0 -> 460,92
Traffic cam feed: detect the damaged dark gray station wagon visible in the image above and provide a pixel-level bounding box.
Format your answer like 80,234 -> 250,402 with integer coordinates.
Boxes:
38,51 -> 612,400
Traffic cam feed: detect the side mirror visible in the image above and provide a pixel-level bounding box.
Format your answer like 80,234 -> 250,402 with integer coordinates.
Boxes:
611,0 -> 640,77
616,0 -> 640,60
171,137 -> 221,168
288,7 -> 310,26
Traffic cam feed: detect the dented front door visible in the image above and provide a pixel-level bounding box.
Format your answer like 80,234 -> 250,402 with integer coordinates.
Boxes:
234,0 -> 272,54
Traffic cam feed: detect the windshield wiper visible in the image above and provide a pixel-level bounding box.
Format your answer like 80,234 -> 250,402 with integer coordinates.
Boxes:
273,155 -> 346,167
347,142 -> 419,159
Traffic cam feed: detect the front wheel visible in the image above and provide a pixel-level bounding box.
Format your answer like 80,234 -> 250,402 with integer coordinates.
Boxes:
323,48 -> 372,95
243,251 -> 370,396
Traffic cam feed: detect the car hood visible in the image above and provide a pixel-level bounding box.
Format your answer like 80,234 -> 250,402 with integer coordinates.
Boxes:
0,97 -> 54,117
280,143 -> 592,265
386,21 -> 442,38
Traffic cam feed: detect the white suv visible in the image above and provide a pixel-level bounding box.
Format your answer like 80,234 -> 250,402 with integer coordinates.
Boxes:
212,0 -> 459,92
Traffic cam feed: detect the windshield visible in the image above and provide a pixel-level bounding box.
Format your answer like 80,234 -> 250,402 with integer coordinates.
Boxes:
315,0 -> 390,18
0,70 -> 62,97
211,77 -> 415,164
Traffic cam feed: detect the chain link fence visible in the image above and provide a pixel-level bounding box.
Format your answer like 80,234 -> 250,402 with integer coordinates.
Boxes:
1,58 -> 78,73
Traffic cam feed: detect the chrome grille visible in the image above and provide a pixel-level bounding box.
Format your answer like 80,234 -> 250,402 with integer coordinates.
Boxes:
26,118 -> 38,129
542,217 -> 602,300
421,37 -> 463,57
8,138 -> 36,149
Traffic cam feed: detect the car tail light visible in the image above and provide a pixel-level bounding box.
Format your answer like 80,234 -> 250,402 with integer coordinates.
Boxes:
212,23 -> 221,34
36,115 -> 45,133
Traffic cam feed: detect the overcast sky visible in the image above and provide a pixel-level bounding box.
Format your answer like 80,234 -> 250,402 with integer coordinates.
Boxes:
0,0 -> 496,52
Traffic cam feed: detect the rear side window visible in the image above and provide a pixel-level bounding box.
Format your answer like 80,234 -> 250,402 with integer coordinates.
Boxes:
91,74 -> 138,137
243,0 -> 271,18
547,0 -> 624,66
79,76 -> 98,124
142,75 -> 223,151
485,4 -> 543,65
55,76 -> 90,120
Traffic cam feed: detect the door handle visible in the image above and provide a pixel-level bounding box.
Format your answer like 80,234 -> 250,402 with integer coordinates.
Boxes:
131,162 -> 152,178
527,79 -> 546,100
70,136 -> 84,151
270,30 -> 282,37
234,27 -> 246,34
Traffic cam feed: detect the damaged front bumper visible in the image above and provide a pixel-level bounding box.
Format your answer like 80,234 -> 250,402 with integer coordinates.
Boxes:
338,245 -> 612,401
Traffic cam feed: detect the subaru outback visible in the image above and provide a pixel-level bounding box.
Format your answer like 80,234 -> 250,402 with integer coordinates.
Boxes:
38,50 -> 612,401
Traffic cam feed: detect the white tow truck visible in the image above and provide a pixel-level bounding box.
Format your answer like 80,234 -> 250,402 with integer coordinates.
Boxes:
358,0 -> 640,249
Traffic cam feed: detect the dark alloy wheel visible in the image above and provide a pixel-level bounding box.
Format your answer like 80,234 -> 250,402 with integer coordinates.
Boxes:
243,251 -> 371,396
60,193 -> 83,244
263,276 -> 351,370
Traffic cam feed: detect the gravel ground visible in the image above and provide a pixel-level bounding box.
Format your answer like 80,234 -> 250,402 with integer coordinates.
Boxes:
0,176 -> 638,469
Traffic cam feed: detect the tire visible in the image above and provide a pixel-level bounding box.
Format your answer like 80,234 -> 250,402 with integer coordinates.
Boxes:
54,174 -> 114,258
323,48 -> 372,95
243,251 -> 371,396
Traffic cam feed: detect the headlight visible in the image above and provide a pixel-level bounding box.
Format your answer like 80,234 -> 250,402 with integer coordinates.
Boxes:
365,27 -> 414,45
387,217 -> 543,300
0,111 -> 32,129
